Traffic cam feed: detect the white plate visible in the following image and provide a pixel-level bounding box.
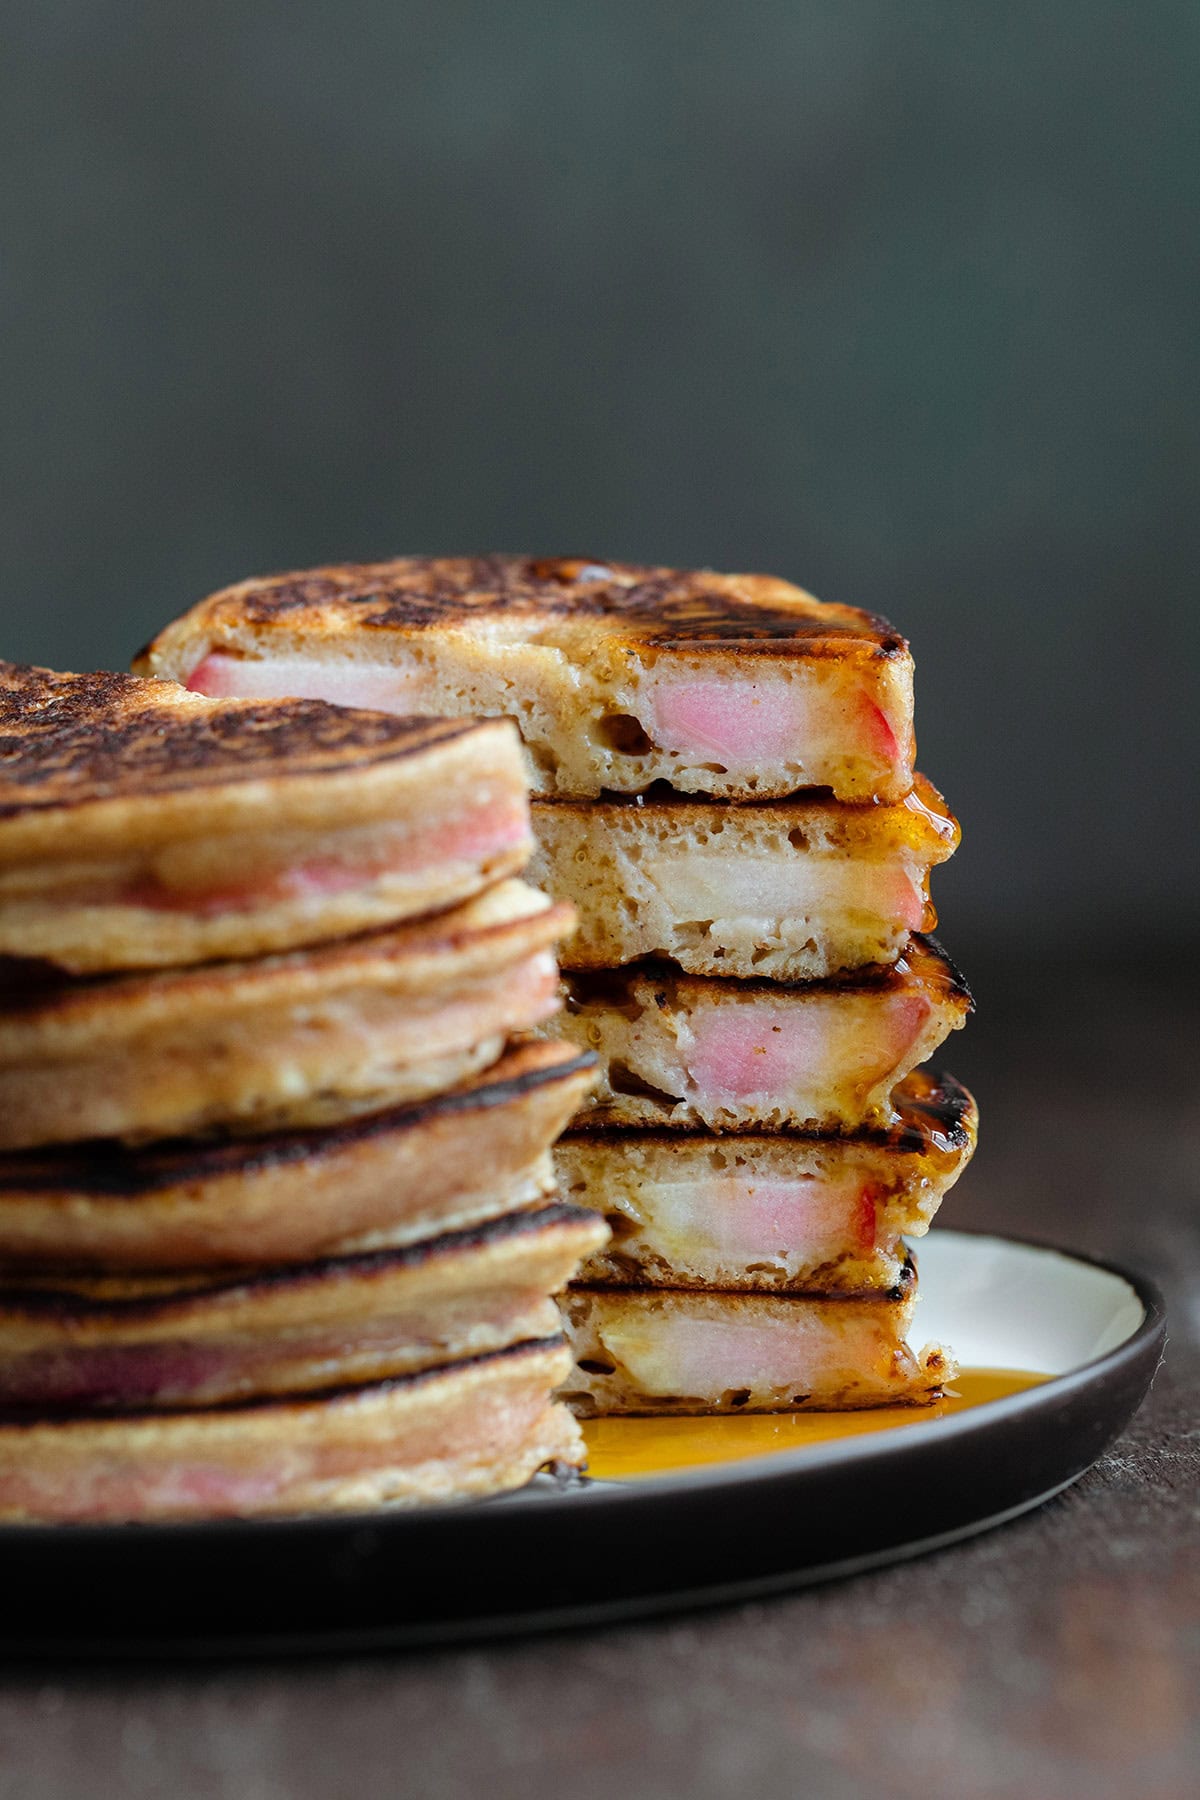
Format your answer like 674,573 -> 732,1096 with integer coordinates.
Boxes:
910,1230 -> 1149,1375
0,1231 -> 1166,1655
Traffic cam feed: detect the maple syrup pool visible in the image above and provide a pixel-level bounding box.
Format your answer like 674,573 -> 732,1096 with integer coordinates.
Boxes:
581,1368 -> 1049,1480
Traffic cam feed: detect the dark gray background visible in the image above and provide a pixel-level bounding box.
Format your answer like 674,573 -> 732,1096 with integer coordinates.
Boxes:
1,1 -> 1196,960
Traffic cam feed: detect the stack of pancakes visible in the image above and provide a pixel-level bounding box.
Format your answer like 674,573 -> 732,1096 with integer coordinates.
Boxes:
142,555 -> 979,1416
0,660 -> 605,1520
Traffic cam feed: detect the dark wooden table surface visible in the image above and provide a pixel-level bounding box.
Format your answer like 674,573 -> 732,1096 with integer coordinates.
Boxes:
1,955 -> 1196,1800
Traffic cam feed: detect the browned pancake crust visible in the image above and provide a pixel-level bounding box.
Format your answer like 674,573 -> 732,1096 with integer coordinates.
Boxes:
0,881 -> 567,1053
0,659 -> 480,822
0,881 -> 568,1152
566,931 -> 974,1014
565,1066 -> 977,1159
0,1202 -> 605,1329
0,1337 -> 583,1520
533,769 -> 956,834
575,1248 -> 919,1307
0,1333 -> 570,1427
0,1039 -> 594,1269
0,1040 -> 593,1202
141,555 -> 905,662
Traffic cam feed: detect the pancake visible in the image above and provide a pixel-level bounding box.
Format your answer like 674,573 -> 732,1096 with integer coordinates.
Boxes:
0,660 -> 531,972
0,879 -> 570,1150
558,1069 -> 977,1294
0,1203 -> 607,1412
560,1276 -> 952,1415
0,1040 -> 595,1269
137,555 -> 916,802
551,934 -> 972,1133
530,774 -> 958,979
0,1337 -> 580,1521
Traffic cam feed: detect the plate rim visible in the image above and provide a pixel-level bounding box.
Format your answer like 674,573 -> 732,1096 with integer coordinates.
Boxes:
0,1476 -> 1089,1663
0,1226 -> 1167,1543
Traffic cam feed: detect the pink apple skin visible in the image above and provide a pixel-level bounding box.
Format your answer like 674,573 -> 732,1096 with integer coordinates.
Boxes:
187,650 -> 915,796
643,1174 -> 878,1268
644,678 -> 808,765
596,1309 -> 906,1397
685,994 -> 931,1112
186,652 -> 432,715
118,797 -> 529,916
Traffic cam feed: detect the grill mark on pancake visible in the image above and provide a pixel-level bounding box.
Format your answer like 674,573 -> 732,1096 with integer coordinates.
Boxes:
533,770 -> 955,831
0,1333 -> 568,1426
569,1255 -> 918,1305
539,789 -> 847,812
204,556 -> 905,657
0,897 -> 568,1033
564,934 -> 973,1008
0,1203 -> 600,1322
0,661 -> 484,818
0,1047 -> 596,1198
562,1067 -> 976,1157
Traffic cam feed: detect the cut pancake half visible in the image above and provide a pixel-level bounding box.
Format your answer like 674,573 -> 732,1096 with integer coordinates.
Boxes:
531,774 -> 958,979
0,880 -> 570,1150
553,934 -> 972,1132
559,1069 -> 977,1294
139,555 -> 916,802
0,1203 -> 607,1412
0,661 -> 531,972
0,1041 -> 595,1268
0,1337 -> 580,1522
561,1280 -> 952,1415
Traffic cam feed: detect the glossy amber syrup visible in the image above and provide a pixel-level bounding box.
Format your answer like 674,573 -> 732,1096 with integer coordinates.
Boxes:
581,1369 -> 1049,1481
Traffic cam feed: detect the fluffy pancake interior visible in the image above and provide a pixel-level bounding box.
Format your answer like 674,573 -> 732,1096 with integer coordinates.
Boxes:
561,1289 -> 952,1416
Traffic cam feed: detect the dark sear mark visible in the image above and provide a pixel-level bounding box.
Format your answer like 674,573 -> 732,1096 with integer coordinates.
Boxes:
219,556 -> 906,657
0,1333 -> 570,1427
0,1202 -> 594,1322
0,1046 -> 597,1197
0,661 -> 481,816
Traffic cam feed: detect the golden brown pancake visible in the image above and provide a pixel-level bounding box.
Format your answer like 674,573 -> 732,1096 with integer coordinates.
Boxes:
530,774 -> 958,979
0,1203 -> 608,1411
550,934 -> 972,1133
0,1040 -> 595,1269
560,1272 -> 953,1415
0,660 -> 531,972
138,555 -> 916,802
0,879 -> 570,1150
0,1337 -> 581,1522
559,1069 -> 976,1294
